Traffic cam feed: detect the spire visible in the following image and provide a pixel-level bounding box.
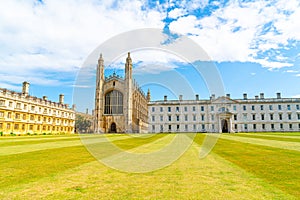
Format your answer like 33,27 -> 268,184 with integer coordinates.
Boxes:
98,53 -> 104,66
126,52 -> 132,64
147,88 -> 151,102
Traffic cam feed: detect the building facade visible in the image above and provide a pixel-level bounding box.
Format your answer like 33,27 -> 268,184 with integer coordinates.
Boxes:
148,93 -> 300,133
0,82 -> 75,135
94,53 -> 149,133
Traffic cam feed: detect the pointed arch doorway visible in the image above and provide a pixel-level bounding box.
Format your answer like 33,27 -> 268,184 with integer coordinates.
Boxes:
221,119 -> 229,133
110,122 -> 117,133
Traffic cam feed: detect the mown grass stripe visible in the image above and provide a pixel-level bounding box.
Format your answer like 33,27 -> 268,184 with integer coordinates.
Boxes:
220,134 -> 300,151
0,135 -> 129,156
207,137 -> 300,198
227,133 -> 300,143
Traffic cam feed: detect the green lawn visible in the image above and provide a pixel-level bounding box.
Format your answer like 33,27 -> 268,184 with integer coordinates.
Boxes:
0,133 -> 299,199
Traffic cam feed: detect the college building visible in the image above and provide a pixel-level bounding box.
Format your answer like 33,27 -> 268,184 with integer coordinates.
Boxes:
148,93 -> 300,133
94,53 -> 149,133
0,82 -> 75,135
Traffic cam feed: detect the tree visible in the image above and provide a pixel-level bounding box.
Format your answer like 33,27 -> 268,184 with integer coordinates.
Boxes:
75,114 -> 92,133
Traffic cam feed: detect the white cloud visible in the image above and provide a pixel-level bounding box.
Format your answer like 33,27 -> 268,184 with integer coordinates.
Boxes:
286,70 -> 298,73
168,8 -> 187,19
168,0 -> 300,69
0,0 -> 165,90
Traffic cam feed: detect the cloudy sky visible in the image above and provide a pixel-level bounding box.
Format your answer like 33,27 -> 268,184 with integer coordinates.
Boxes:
1,0 -> 300,112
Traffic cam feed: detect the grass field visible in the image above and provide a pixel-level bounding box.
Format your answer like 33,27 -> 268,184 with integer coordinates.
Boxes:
0,133 -> 299,199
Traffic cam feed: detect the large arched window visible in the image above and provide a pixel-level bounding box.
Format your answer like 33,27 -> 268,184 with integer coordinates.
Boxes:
104,90 -> 123,114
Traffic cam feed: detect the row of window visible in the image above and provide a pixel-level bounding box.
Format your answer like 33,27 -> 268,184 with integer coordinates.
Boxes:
241,123 -> 299,130
151,123 -> 300,131
234,113 -> 300,121
0,112 -> 72,124
0,123 -> 73,132
151,112 -> 300,122
0,100 -> 71,117
151,104 -> 300,113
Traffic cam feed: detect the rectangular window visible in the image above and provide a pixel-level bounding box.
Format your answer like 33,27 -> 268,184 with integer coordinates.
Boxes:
14,124 -> 19,130
212,124 -> 214,130
234,124 -> 237,129
193,115 -> 196,121
176,115 -> 180,121
298,114 -> 300,120
244,124 -> 247,130
297,105 -> 300,110
160,116 -> 163,121
289,124 -> 292,129
287,105 -> 291,110
0,99 -> 5,106
7,112 -> 11,118
160,125 -> 163,132
160,107 -> 163,112
15,113 -> 20,119
152,107 -> 155,112
243,105 -> 246,111
185,115 -> 188,121
176,107 -> 179,112
202,124 -> 205,130
280,124 -> 283,129
253,124 -> 256,130
152,125 -> 155,131
270,114 -> 273,120
271,124 -> 274,129
211,114 -> 214,121
177,124 -> 180,131
193,124 -> 196,130
288,114 -> 292,120
269,105 -> 273,110
234,114 -> 237,120
279,113 -> 282,120
262,124 -> 265,130
252,114 -> 255,120
233,105 -> 237,111
152,116 -> 155,122
278,105 -> 282,110
211,106 -> 214,111
261,114 -> 265,120
260,105 -> 264,110
201,106 -> 204,111
184,107 -> 187,112
299,124 -> 300,129
168,115 -> 171,121
168,107 -> 171,112
243,114 -> 247,120
22,114 -> 26,120
201,114 -> 204,121
251,105 -> 255,111
0,111 -> 4,117
29,125 -> 33,130
7,123 -> 11,129
168,125 -> 171,131
192,106 -> 196,112
9,102 -> 13,107
185,125 -> 188,131
0,123 -> 3,129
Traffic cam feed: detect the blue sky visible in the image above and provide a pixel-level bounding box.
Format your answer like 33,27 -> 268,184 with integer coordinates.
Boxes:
1,0 -> 300,112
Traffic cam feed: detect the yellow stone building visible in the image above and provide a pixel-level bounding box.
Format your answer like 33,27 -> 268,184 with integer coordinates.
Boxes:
0,82 -> 75,135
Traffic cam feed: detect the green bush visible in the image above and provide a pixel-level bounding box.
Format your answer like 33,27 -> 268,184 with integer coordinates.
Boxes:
0,132 -> 3,136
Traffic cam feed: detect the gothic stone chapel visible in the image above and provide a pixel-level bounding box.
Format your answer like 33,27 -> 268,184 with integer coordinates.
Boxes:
94,52 -> 149,133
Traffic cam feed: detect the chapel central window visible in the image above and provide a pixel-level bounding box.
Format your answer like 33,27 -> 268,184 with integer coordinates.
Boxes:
104,90 -> 123,114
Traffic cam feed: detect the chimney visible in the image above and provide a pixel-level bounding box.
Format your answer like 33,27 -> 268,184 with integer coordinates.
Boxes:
72,104 -> 76,110
43,96 -> 48,101
59,94 -> 64,104
179,95 -> 183,101
255,95 -> 259,100
260,93 -> 264,99
195,94 -> 199,101
226,94 -> 230,98
211,94 -> 215,99
243,93 -> 247,100
164,95 -> 167,101
86,108 -> 89,114
276,92 -> 281,99
22,81 -> 30,96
